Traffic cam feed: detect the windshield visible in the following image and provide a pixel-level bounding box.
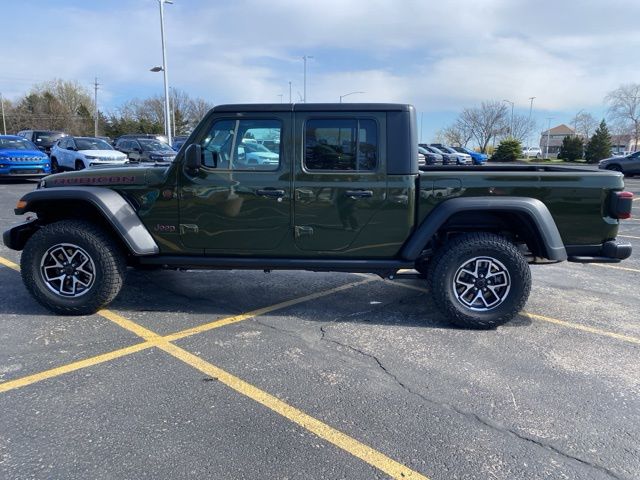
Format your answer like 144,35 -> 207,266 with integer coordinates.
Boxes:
139,139 -> 174,152
75,138 -> 113,150
418,147 -> 431,155
34,132 -> 65,144
0,137 -> 39,151
428,146 -> 444,154
452,147 -> 466,153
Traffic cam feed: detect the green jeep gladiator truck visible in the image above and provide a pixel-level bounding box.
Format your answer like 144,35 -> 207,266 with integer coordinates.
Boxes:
3,103 -> 634,328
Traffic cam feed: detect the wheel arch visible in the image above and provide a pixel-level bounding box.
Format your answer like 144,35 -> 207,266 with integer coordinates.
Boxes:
8,187 -> 159,256
401,197 -> 567,262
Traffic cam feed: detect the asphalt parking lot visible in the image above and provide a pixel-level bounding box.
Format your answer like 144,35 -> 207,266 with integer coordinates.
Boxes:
0,175 -> 639,480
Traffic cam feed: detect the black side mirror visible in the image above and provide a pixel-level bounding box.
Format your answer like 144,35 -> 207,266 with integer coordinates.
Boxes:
185,143 -> 202,172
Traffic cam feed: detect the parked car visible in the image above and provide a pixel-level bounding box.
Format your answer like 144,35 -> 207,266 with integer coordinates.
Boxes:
452,146 -> 487,165
418,146 -> 442,166
430,144 -> 471,165
237,140 -> 280,167
114,133 -> 169,146
114,137 -> 176,163
172,135 -> 189,151
0,135 -> 51,178
16,130 -> 67,156
4,103 -> 633,330
419,144 -> 456,165
523,147 -> 542,158
599,151 -> 640,176
50,137 -> 129,171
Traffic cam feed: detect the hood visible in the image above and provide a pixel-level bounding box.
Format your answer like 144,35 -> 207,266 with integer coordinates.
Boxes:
78,149 -> 128,160
148,150 -> 176,157
41,164 -> 170,188
0,149 -> 48,160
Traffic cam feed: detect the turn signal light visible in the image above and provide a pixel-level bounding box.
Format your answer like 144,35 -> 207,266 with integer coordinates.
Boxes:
16,200 -> 27,210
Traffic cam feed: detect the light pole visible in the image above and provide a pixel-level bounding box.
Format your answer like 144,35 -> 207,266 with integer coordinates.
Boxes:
545,117 -> 554,159
0,92 -> 6,135
93,77 -> 100,137
339,91 -> 365,103
288,81 -> 292,103
503,99 -> 514,137
157,0 -> 173,145
302,55 -> 313,103
277,94 -> 283,103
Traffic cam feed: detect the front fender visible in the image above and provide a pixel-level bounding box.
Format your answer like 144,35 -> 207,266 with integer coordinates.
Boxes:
10,187 -> 159,255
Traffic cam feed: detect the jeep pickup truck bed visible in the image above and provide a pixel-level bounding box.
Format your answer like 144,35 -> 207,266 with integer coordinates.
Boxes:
3,103 -> 633,328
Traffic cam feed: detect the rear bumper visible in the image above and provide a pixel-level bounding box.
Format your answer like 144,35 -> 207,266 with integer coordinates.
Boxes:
566,240 -> 632,263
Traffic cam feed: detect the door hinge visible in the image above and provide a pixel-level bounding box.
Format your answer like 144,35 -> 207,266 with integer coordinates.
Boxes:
294,226 -> 314,238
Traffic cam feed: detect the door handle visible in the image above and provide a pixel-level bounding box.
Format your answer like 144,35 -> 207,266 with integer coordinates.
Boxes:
256,188 -> 286,198
344,190 -> 373,199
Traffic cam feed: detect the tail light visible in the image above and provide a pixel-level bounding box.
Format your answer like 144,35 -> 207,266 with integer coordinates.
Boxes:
610,191 -> 633,219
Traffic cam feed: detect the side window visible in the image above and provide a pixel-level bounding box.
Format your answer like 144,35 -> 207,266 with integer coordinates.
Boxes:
304,118 -> 378,171
201,119 -> 281,171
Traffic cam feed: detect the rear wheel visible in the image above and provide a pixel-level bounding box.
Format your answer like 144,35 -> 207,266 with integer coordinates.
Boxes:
428,232 -> 531,329
21,220 -> 126,315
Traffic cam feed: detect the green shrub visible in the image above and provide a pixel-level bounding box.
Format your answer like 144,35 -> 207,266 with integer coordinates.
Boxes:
491,138 -> 522,162
558,136 -> 584,161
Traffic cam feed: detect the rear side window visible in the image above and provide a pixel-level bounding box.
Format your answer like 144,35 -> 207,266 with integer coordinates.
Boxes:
304,119 -> 378,171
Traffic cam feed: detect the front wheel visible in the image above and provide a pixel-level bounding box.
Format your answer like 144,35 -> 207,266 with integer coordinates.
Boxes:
21,220 -> 126,315
428,232 -> 531,329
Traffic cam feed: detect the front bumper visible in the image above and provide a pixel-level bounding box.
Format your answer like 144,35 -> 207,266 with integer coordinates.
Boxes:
566,240 -> 632,263
0,163 -> 50,178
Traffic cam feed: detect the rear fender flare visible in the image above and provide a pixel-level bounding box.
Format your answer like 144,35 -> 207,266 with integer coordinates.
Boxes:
401,197 -> 567,261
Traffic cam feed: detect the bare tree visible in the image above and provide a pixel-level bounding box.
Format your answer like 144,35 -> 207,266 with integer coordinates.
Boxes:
605,83 -> 640,150
458,101 -> 508,153
441,122 -> 473,147
507,114 -> 537,144
188,97 -> 214,127
571,111 -> 598,139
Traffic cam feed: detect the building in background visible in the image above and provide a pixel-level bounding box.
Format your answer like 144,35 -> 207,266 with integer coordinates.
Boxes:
538,124 -> 576,156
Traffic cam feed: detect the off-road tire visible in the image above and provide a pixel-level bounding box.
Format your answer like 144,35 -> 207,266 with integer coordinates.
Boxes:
21,220 -> 126,315
429,232 -> 531,329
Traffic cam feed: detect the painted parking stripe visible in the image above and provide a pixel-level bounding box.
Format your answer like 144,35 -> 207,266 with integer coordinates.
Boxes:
619,234 -> 640,240
384,278 -> 640,345
592,263 -> 640,274
0,256 -> 19,271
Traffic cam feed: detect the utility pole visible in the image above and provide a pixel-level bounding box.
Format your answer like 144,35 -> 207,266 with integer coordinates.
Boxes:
545,117 -> 554,159
93,77 -> 100,137
527,96 -> 535,148
302,55 -> 313,103
278,94 -> 283,103
420,112 -> 424,143
0,92 -> 6,135
503,99 -> 514,137
288,81 -> 292,103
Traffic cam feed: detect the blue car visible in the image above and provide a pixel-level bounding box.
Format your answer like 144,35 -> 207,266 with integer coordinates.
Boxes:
0,135 -> 51,178
452,146 -> 488,165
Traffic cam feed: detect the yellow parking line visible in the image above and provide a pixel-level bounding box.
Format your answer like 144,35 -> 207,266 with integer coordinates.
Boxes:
592,263 -> 640,274
158,342 -> 429,480
0,342 -> 154,394
523,312 -> 640,345
0,256 -> 19,271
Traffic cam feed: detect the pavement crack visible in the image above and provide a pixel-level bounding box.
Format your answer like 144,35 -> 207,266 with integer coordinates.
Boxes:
319,325 -> 625,480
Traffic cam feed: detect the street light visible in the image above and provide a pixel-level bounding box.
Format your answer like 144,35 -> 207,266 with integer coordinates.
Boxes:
503,99 -> 514,137
339,91 -> 365,103
527,96 -> 535,148
150,66 -> 176,139
156,0 -> 173,145
302,55 -> 313,103
0,92 -> 7,135
545,117 -> 554,159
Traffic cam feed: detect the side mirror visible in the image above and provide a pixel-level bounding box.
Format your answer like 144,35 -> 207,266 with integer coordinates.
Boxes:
185,143 -> 202,172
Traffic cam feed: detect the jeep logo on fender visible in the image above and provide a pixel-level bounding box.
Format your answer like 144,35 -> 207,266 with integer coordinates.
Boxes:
50,176 -> 137,185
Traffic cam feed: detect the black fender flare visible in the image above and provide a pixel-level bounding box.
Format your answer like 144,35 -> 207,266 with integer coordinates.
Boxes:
400,197 -> 567,261
9,187 -> 159,255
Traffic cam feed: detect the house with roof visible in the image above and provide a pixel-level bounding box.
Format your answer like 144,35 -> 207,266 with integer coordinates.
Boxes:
538,124 -> 576,156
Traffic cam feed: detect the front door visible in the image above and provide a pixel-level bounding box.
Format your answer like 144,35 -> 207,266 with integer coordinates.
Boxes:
179,114 -> 291,253
293,113 -> 387,252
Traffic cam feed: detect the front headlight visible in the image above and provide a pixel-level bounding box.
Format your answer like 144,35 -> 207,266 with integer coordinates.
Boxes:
85,155 -> 98,160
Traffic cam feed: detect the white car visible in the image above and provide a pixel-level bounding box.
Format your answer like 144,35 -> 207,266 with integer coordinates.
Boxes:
437,145 -> 471,164
50,137 -> 129,172
237,141 -> 279,168
523,147 -> 542,158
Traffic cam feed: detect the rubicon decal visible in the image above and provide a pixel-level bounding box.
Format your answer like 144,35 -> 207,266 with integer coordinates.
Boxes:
50,176 -> 138,185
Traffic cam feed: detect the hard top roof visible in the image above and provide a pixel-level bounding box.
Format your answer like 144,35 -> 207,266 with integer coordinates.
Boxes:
212,103 -> 414,113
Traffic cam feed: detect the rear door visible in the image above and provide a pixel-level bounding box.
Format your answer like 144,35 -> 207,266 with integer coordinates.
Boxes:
178,113 -> 292,252
292,113 -> 387,251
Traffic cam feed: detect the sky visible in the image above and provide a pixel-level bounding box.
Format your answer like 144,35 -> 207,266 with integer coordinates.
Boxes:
2,0 -> 639,143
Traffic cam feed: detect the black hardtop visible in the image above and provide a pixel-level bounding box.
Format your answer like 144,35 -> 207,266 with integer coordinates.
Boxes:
212,103 -> 414,113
